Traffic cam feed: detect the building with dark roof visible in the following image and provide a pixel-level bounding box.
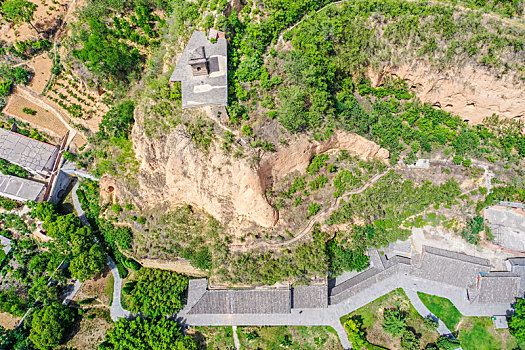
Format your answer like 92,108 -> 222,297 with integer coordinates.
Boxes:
189,289 -> 291,314
507,258 -> 525,297
473,272 -> 521,304
169,30 -> 227,108
292,285 -> 328,309
410,246 -> 491,289
0,128 -> 59,177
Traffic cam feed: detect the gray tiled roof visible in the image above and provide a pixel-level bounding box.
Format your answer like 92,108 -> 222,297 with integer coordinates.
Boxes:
189,289 -> 291,314
475,272 -> 520,304
170,31 -> 227,108
0,174 -> 46,202
410,246 -> 491,289
292,285 -> 328,309
0,129 -> 58,173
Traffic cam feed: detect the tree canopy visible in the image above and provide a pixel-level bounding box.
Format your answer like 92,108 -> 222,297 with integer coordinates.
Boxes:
509,298 -> 525,343
126,268 -> 188,316
29,303 -> 75,350
1,0 -> 36,24
99,316 -> 197,350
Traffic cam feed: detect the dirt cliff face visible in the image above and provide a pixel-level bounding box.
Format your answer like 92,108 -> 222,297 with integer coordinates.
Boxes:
368,64 -> 525,124
119,116 -> 388,231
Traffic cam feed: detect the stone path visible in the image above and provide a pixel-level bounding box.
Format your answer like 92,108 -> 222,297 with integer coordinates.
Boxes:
232,326 -> 241,350
404,288 -> 452,335
179,270 -> 514,350
62,280 -> 83,306
72,181 -> 130,321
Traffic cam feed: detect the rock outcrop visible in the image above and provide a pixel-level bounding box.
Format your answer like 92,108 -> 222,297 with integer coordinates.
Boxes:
368,64 -> 525,124
110,120 -> 388,231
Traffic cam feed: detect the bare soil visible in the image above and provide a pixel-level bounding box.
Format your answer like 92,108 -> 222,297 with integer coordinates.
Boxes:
63,308 -> 113,350
27,54 -> 53,94
72,266 -> 112,307
0,0 -> 70,45
3,92 -> 86,148
0,312 -> 20,330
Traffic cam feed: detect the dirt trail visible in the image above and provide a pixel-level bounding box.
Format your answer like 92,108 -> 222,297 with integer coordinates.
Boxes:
12,85 -> 85,146
230,167 -> 394,252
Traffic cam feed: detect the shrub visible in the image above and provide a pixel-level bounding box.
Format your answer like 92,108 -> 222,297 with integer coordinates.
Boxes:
22,107 -> 36,115
400,330 -> 420,350
382,308 -> 407,336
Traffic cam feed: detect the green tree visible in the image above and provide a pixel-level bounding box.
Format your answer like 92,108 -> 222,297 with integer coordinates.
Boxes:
382,308 -> 407,336
509,298 -> 525,343
69,244 -> 106,281
1,0 -> 36,27
99,316 -> 197,350
344,319 -> 368,349
127,269 -> 189,316
29,303 -> 74,350
400,330 -> 420,350
436,335 -> 461,350
43,214 -> 81,240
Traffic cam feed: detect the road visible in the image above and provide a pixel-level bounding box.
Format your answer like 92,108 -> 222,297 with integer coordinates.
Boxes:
72,181 -> 130,321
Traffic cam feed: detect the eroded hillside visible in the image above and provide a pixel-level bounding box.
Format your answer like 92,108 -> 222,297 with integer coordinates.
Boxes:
90,0 -> 525,285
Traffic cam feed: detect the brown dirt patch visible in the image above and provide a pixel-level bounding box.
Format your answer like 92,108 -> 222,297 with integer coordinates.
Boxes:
72,266 -> 112,307
4,94 -> 67,138
27,54 -> 53,94
63,308 -> 113,350
0,0 -> 70,45
3,93 -> 85,148
0,312 -> 20,330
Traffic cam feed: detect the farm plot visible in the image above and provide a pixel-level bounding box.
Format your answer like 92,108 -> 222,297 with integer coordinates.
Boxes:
46,69 -> 108,133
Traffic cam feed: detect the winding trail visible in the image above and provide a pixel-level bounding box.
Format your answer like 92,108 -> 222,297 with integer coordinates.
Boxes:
230,167 -> 393,252
72,181 -> 130,321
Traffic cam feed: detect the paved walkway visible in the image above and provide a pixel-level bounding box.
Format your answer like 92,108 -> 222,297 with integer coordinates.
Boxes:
178,270 -> 514,350
232,326 -> 240,350
72,181 -> 130,321
62,280 -> 83,306
404,289 -> 452,335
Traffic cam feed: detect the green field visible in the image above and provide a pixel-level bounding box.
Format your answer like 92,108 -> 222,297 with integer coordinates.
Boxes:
417,292 -> 462,330
417,292 -> 522,350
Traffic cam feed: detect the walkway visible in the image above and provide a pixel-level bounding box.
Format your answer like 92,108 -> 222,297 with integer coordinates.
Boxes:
404,289 -> 452,335
230,167 -> 393,252
178,270 -> 515,349
72,181 -> 130,321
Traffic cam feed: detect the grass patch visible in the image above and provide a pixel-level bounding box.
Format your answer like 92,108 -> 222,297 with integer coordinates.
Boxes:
341,288 -> 438,349
459,317 -> 501,350
418,293 -> 523,350
237,325 -> 343,350
417,292 -> 462,330
105,274 -> 114,306
190,326 -> 235,350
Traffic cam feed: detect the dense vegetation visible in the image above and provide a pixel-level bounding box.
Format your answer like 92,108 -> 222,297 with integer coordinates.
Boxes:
76,179 -> 137,278
327,172 -> 462,246
125,268 -> 188,316
99,316 -> 197,350
29,302 -> 75,350
509,298 -> 525,343
0,64 -> 32,109
31,202 -> 106,282
71,0 -> 163,91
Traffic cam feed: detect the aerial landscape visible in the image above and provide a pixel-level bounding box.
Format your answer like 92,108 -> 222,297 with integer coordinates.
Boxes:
0,0 -> 525,349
